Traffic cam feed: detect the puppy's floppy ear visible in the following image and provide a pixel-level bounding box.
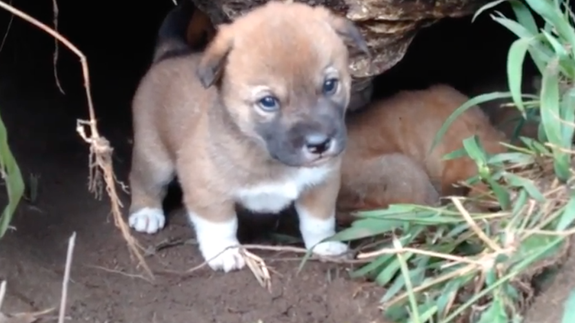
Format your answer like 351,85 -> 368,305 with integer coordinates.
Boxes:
196,25 -> 233,88
318,9 -> 369,56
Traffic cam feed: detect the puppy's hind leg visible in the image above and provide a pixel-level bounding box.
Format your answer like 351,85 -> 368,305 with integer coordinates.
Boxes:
128,143 -> 175,234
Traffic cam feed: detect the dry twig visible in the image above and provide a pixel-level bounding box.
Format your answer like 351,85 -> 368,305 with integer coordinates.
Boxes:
58,233 -> 75,323
357,246 -> 483,266
0,0 -> 13,54
51,0 -> 64,94
0,0 -> 152,279
451,197 -> 503,252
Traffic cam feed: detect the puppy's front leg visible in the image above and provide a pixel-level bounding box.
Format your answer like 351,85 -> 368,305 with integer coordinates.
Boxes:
295,172 -> 349,256
185,201 -> 246,273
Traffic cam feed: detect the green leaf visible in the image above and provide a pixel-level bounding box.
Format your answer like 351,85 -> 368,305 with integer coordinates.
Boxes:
488,152 -> 535,165
561,289 -> 575,323
444,237 -> 565,323
477,297 -> 509,323
524,0 -> 575,57
376,253 -> 410,286
507,37 -> 533,113
357,204 -> 424,217
509,235 -> 564,271
519,137 -> 552,154
556,194 -> 575,231
560,88 -> 575,147
473,0 -> 509,22
327,218 -> 399,242
381,265 -> 410,302
503,172 -> 546,201
0,109 -> 25,239
462,136 -> 488,166
446,223 -> 471,239
385,305 -> 409,323
485,268 -> 498,286
492,14 -> 553,73
539,58 -> 570,181
505,283 -> 520,301
485,176 -> 512,210
394,236 -> 421,323
492,13 -> 537,38
511,189 -> 529,227
431,92 -> 518,153
408,304 -> 438,323
510,0 -> 538,34
352,233 -> 420,279
351,254 -> 393,278
541,30 -> 575,77
442,147 -> 469,161
436,276 -> 471,318
541,30 -> 569,65
382,262 -> 427,304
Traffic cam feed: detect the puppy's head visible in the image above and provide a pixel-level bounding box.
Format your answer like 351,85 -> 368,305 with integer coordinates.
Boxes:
197,1 -> 368,168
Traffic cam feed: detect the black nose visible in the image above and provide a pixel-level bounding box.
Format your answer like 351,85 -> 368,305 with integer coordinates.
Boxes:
304,133 -> 332,155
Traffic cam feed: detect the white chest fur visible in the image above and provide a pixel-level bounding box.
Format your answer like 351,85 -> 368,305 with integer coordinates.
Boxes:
235,165 -> 333,213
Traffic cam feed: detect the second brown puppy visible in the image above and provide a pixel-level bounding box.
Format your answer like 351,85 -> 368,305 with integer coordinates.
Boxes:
337,84 -> 508,215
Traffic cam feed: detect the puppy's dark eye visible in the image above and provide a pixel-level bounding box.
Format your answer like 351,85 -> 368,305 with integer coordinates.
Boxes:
322,78 -> 339,96
258,96 -> 280,112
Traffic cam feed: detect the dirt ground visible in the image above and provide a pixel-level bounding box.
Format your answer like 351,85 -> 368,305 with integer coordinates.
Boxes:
523,237 -> 575,323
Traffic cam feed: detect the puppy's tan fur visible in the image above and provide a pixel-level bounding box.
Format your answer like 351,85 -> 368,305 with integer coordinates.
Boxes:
129,1 -> 367,272
337,84 -> 508,216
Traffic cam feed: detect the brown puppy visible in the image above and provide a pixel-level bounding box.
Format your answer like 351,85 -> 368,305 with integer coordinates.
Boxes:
128,1 -> 368,272
337,84 -> 508,214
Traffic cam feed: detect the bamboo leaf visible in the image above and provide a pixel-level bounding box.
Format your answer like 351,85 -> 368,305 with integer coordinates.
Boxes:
507,37 -> 532,113
473,0 -> 509,22
431,92 -> 518,152
561,289 -> 575,323
0,109 -> 25,239
556,194 -> 575,231
539,58 -> 570,181
477,296 -> 509,323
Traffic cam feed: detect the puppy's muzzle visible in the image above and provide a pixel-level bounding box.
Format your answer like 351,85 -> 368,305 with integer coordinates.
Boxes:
299,129 -> 345,167
302,132 -> 335,159
305,133 -> 332,154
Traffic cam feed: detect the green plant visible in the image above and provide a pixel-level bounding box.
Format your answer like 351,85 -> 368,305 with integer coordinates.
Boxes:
561,288 -> 575,323
0,109 -> 24,238
312,0 -> 575,322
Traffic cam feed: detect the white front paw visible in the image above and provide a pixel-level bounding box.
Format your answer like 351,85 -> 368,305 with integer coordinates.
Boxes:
129,207 -> 166,234
188,212 -> 245,272
200,240 -> 246,273
311,241 -> 349,256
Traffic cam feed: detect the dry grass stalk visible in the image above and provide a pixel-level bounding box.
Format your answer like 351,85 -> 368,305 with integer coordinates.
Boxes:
0,233 -> 77,322
0,0 -> 152,279
58,232 -> 75,323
